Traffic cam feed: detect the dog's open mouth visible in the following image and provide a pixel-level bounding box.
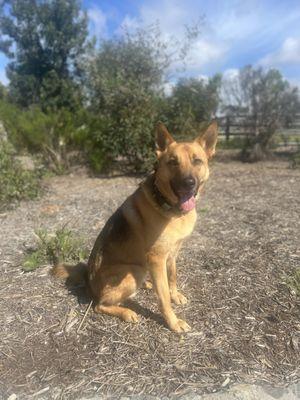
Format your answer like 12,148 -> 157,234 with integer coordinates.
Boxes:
178,192 -> 196,212
170,180 -> 201,212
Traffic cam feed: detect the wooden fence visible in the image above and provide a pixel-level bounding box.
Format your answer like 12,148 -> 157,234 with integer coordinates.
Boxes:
217,114 -> 300,143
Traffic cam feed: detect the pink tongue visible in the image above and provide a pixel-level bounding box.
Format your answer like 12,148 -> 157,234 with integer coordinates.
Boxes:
179,195 -> 196,212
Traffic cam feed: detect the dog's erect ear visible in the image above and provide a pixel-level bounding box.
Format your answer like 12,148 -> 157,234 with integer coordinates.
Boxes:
156,122 -> 175,153
196,121 -> 218,159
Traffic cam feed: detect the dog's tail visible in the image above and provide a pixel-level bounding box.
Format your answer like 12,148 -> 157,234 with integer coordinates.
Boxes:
51,262 -> 88,286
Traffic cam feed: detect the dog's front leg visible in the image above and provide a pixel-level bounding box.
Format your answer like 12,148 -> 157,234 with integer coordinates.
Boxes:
148,255 -> 191,333
167,256 -> 188,305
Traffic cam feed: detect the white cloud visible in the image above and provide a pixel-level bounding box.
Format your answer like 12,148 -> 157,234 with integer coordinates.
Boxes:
117,0 -> 226,74
85,0 -> 300,84
0,69 -> 8,86
140,0 -> 187,31
197,74 -> 209,82
220,68 -> 241,109
185,39 -> 227,71
88,6 -> 107,39
120,15 -> 139,31
133,0 -> 300,75
223,68 -> 239,80
259,37 -> 300,66
162,81 -> 175,96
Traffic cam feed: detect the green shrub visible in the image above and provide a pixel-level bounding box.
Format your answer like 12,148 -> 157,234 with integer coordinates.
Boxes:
0,141 -> 40,210
217,136 -> 247,150
85,93 -> 159,173
85,25 -> 203,173
165,76 -> 222,136
0,100 -> 88,173
86,55 -> 221,172
86,31 -> 166,173
23,228 -> 89,272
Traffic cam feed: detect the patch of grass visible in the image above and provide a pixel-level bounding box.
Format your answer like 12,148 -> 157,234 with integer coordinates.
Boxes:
23,228 -> 89,272
217,136 -> 246,150
0,141 -> 41,210
284,268 -> 300,296
199,207 -> 209,213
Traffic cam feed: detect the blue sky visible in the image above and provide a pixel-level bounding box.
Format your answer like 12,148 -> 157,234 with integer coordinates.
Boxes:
1,0 -> 300,87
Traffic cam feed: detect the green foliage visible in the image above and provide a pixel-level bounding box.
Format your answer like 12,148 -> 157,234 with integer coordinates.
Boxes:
217,137 -> 247,150
85,27 -> 171,172
0,8 -> 209,173
0,99 -> 88,173
285,268 -> 300,296
0,0 -> 89,110
0,141 -> 40,209
0,82 -> 7,99
0,5 -> 220,172
23,228 -> 89,271
166,75 -> 222,136
84,24 -> 206,172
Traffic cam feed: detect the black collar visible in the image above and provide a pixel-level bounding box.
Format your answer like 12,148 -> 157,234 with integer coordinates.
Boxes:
148,174 -> 185,215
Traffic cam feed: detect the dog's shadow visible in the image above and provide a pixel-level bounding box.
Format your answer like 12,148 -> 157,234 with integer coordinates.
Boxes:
65,280 -> 90,306
124,297 -> 166,327
65,279 -> 166,328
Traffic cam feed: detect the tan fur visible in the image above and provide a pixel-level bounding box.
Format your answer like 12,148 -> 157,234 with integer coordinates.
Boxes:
52,122 -> 218,332
51,262 -> 87,285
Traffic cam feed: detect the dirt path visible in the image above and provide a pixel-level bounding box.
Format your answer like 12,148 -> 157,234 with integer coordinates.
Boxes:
0,159 -> 299,399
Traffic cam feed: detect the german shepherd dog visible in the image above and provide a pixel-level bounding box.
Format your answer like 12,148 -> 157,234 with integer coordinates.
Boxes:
52,122 -> 218,332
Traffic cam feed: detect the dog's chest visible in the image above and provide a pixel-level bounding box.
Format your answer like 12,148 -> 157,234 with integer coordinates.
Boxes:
156,211 -> 197,248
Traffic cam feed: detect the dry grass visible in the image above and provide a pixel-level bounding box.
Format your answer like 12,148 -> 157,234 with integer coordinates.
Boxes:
0,156 -> 299,399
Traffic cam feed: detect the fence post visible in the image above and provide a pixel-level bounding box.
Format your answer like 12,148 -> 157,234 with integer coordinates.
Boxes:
225,115 -> 230,142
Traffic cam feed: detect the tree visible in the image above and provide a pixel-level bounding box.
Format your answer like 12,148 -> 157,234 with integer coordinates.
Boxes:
0,0 -> 89,110
222,66 -> 300,161
0,82 -> 7,99
166,75 -> 222,135
85,25 -> 202,172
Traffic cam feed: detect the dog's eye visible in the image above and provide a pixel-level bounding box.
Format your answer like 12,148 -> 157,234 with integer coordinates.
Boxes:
168,158 -> 179,166
193,158 -> 203,165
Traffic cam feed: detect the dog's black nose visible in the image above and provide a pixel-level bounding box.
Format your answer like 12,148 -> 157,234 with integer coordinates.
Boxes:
182,176 -> 196,189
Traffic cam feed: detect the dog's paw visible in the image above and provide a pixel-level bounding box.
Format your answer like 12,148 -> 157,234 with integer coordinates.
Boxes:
171,291 -> 188,305
169,318 -> 191,333
122,309 -> 139,323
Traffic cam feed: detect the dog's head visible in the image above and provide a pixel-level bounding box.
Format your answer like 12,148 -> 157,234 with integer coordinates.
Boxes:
154,121 -> 218,212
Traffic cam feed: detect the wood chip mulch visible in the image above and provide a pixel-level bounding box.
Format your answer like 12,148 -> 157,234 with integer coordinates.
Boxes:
0,156 -> 299,399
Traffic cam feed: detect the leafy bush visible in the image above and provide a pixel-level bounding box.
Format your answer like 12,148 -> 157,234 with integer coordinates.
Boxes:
85,25 -> 204,173
217,136 -> 247,150
0,100 -> 88,173
85,94 -> 160,173
85,28 -> 168,172
165,75 -> 222,136
23,228 -> 89,272
0,141 -> 40,210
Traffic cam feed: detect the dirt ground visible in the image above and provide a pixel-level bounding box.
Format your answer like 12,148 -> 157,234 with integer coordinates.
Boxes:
0,154 -> 299,399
